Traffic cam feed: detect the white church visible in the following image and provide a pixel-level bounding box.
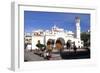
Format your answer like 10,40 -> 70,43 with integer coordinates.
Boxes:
30,17 -> 83,50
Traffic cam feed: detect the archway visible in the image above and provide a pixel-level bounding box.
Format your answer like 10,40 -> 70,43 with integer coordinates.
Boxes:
56,37 -> 65,50
47,39 -> 55,45
46,39 -> 55,50
66,39 -> 72,49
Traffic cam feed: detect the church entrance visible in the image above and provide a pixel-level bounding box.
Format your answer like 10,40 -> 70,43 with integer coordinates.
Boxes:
66,40 -> 72,49
55,37 -> 65,50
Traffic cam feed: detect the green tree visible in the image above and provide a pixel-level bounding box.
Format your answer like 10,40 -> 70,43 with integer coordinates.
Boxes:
81,32 -> 90,48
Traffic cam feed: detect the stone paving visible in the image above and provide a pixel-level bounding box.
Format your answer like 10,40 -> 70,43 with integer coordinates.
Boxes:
24,48 -> 90,62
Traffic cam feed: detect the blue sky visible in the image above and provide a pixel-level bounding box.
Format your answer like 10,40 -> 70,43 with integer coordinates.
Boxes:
24,11 -> 90,33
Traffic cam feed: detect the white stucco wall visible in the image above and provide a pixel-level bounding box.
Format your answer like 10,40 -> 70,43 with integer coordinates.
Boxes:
31,34 -> 83,50
32,36 -> 44,49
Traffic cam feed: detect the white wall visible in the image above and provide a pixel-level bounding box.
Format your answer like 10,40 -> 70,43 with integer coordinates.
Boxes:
0,0 -> 100,73
32,36 -> 44,49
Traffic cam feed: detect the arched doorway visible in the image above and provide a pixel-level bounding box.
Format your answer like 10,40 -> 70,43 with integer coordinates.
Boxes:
46,39 -> 55,50
47,39 -> 55,45
56,37 -> 65,50
66,39 -> 72,49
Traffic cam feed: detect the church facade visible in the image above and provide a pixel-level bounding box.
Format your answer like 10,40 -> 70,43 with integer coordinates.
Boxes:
31,17 -> 83,49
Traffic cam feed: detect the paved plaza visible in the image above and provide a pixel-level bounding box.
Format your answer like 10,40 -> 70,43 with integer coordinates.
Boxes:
24,48 -> 90,62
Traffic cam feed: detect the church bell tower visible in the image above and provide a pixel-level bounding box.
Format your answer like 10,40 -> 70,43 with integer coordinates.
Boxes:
75,16 -> 81,40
